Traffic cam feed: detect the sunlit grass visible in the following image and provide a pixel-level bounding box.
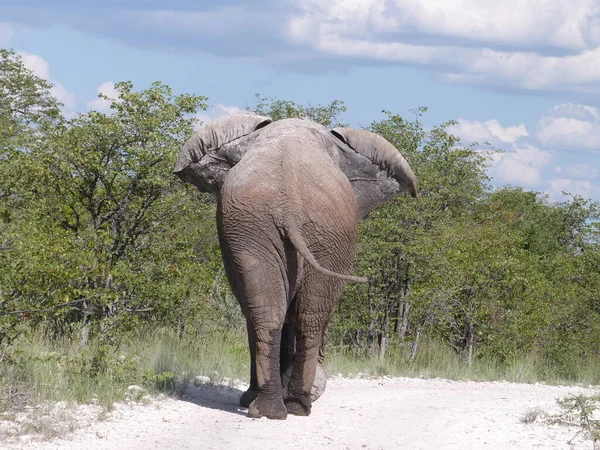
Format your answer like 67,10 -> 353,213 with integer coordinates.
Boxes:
0,327 -> 249,417
2,329 -> 599,422
325,340 -> 600,386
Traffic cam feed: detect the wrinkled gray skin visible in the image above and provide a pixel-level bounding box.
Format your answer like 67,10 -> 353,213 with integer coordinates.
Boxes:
174,115 -> 417,419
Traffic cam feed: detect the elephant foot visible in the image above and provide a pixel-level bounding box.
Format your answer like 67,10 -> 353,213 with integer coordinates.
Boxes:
282,364 -> 327,402
284,398 -> 311,416
310,363 -> 327,402
239,388 -> 257,408
248,396 -> 287,420
240,389 -> 257,408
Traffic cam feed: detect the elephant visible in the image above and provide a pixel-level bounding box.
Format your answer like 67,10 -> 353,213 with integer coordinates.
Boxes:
174,114 -> 417,420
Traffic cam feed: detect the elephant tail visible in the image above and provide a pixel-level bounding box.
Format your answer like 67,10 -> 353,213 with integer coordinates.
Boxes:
287,228 -> 368,284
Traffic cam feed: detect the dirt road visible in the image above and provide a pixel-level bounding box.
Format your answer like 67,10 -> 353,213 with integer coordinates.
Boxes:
17,377 -> 598,450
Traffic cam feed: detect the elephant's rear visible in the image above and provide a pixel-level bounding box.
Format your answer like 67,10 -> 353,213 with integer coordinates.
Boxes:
287,140 -> 359,280
219,124 -> 360,282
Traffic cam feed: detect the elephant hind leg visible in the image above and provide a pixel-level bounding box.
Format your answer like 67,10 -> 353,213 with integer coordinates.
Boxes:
248,324 -> 287,420
239,318 -> 258,408
280,323 -> 327,403
285,278 -> 346,416
284,332 -> 319,416
280,323 -> 295,393
242,321 -> 295,410
232,250 -> 288,420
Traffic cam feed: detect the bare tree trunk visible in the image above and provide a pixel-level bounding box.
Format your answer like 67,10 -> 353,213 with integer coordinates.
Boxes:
409,322 -> 423,361
177,316 -> 185,340
466,323 -> 475,366
355,329 -> 363,347
367,320 -> 376,356
395,265 -> 412,342
409,311 -> 430,361
379,301 -> 391,361
367,283 -> 377,356
81,299 -> 93,345
379,335 -> 388,361
99,274 -> 116,339
397,300 -> 411,341
177,294 -> 189,341
81,277 -> 97,345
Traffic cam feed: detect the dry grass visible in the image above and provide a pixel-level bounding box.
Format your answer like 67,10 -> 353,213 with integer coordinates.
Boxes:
520,407 -> 545,424
0,328 -> 248,444
0,401 -> 85,443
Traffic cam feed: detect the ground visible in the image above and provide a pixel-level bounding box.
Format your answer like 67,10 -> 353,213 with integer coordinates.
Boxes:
4,377 -> 598,450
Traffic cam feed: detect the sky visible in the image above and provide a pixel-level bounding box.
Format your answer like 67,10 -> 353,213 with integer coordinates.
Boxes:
1,0 -> 599,202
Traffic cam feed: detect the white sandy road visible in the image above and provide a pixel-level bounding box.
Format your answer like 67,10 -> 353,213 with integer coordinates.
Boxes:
10,377 -> 599,450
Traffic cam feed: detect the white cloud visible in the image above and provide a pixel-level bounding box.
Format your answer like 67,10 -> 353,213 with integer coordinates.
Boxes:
485,121 -> 530,144
0,23 -> 14,45
448,117 -> 554,187
311,37 -> 600,94
51,82 -> 76,110
547,178 -> 596,202
564,163 -> 598,180
544,103 -> 600,121
287,0 -> 600,94
17,51 -> 51,79
489,145 -> 553,186
4,1 -> 599,94
194,104 -> 245,130
291,0 -> 599,52
86,82 -> 120,112
448,106 -> 598,200
536,104 -> 600,151
449,118 -> 529,146
17,51 -> 77,112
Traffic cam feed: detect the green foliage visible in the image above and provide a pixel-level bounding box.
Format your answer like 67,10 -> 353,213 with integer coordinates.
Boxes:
143,370 -> 178,393
0,50 -> 65,351
326,339 -> 600,385
549,394 -> 600,449
332,108 -> 498,360
331,107 -> 600,375
0,73 -> 221,350
249,93 -> 348,128
0,49 -> 63,218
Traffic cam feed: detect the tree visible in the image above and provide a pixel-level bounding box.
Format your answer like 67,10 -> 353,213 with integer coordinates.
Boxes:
459,188 -> 600,370
0,49 -> 63,354
0,80 -> 213,345
249,94 -> 348,128
0,49 -> 63,215
332,108 -> 496,359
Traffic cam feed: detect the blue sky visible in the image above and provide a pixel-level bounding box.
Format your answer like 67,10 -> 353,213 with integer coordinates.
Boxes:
1,0 -> 599,202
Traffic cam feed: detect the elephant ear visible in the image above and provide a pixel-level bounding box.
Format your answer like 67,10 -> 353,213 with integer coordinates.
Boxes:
331,127 -> 418,197
174,114 -> 271,172
174,114 -> 271,193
